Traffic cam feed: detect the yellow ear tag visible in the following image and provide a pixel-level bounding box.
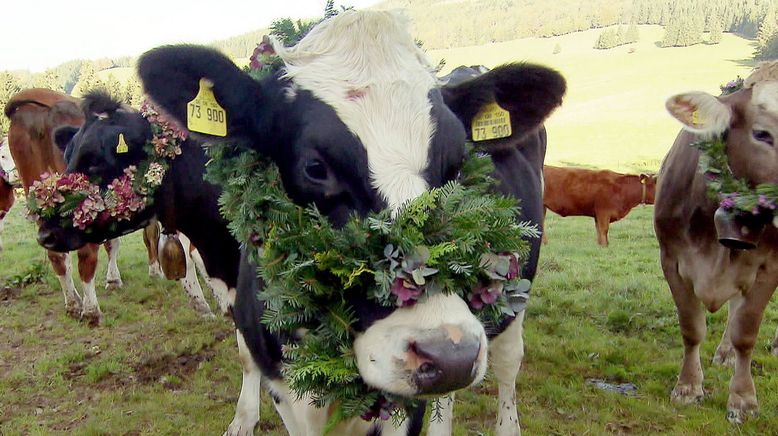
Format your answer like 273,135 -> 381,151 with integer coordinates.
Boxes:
691,110 -> 703,126
116,133 -> 129,154
471,101 -> 512,142
187,78 -> 227,137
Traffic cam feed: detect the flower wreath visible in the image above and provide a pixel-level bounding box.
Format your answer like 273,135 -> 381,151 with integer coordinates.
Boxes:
693,76 -> 778,224
206,37 -> 537,428
27,101 -> 186,231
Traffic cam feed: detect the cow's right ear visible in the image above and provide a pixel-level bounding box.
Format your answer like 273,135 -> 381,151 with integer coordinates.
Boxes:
666,92 -> 731,137
138,45 -> 270,147
53,126 -> 79,153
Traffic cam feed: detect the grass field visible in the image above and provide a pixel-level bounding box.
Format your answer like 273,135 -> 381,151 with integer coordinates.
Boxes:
3,199 -> 778,435
429,25 -> 756,172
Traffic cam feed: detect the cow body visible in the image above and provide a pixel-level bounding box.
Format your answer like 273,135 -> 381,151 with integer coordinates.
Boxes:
657,68 -> 778,423
40,10 -> 565,435
543,165 -> 656,246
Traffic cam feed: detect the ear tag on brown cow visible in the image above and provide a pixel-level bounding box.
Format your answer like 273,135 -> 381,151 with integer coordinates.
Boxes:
187,78 -> 227,137
116,133 -> 129,154
691,110 -> 703,127
471,101 -> 512,142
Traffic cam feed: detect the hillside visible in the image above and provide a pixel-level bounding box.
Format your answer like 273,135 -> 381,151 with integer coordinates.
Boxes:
429,25 -> 756,171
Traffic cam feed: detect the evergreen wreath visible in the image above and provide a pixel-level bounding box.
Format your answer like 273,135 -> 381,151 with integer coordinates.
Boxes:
693,76 -> 778,222
205,139 -> 537,428
27,100 -> 185,232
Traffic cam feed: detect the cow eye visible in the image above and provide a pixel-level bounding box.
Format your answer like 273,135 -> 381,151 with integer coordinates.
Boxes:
304,159 -> 328,181
752,129 -> 774,146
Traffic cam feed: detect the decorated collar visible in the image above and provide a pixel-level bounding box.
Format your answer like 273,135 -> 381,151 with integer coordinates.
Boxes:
27,100 -> 186,232
694,135 -> 778,223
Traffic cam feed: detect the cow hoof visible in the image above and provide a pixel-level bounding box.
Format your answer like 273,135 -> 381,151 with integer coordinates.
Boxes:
771,342 -> 778,357
105,279 -> 124,290
223,420 -> 257,436
149,263 -> 164,278
670,383 -> 704,404
65,304 -> 83,320
712,347 -> 736,367
81,309 -> 104,327
726,407 -> 758,425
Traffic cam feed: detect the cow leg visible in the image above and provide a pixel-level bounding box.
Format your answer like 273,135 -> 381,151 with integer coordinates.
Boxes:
594,212 -> 610,247
177,234 -> 214,318
143,220 -> 163,278
666,259 -> 705,404
712,297 -> 741,367
103,238 -> 123,289
541,207 -> 548,245
725,282 -> 775,423
490,310 -> 526,436
191,247 -> 231,315
0,218 -> 4,250
225,330 -> 262,436
48,250 -> 82,318
77,244 -> 103,326
427,394 -> 454,436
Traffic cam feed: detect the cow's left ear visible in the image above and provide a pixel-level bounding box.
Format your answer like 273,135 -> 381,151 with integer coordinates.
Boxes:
441,63 -> 566,150
666,92 -> 731,137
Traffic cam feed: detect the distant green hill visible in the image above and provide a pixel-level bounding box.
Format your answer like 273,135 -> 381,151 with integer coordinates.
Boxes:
429,25 -> 756,172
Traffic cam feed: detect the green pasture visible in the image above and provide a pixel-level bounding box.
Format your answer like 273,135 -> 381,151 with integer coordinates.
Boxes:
430,25 -> 756,172
2,200 -> 778,435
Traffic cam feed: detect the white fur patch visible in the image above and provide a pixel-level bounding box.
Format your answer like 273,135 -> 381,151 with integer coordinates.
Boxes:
353,292 -> 487,396
751,81 -> 778,116
666,91 -> 731,138
0,137 -> 18,184
274,10 -> 439,212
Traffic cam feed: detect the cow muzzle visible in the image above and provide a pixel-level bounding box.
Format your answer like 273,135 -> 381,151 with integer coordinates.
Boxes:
353,293 -> 488,397
407,330 -> 482,395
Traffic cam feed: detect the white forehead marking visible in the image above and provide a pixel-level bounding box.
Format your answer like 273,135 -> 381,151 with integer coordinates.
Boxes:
752,80 -> 778,116
274,10 -> 438,212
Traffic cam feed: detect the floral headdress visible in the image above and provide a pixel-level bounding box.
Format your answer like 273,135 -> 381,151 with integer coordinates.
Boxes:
27,100 -> 186,232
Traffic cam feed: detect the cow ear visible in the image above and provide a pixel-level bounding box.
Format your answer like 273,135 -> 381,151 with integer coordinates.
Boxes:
138,45 -> 268,144
442,63 -> 565,151
666,92 -> 731,137
53,126 -> 79,153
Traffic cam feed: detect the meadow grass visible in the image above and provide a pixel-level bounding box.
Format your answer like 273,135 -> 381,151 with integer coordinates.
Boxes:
2,201 -> 778,435
430,25 -> 756,172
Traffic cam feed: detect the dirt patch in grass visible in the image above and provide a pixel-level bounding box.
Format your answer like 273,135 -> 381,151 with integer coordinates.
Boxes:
0,286 -> 21,302
132,347 -> 217,389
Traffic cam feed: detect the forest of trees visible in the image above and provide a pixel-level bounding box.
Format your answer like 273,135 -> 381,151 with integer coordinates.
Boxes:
3,0 -> 778,137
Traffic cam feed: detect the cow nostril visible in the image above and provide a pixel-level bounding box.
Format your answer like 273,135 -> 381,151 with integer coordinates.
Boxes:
416,362 -> 439,380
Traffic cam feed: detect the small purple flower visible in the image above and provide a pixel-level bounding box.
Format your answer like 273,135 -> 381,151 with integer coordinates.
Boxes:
468,281 -> 503,309
361,395 -> 393,421
391,278 -> 422,306
249,232 -> 263,246
505,253 -> 520,280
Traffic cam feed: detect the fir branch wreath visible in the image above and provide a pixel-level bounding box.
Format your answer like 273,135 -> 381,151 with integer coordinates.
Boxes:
693,76 -> 778,224
27,100 -> 185,232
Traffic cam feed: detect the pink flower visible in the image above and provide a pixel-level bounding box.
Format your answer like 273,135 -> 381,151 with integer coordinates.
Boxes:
468,281 -> 503,310
391,277 -> 422,307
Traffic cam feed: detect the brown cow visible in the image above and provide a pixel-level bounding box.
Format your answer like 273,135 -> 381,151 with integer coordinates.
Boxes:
542,165 -> 656,246
656,63 -> 778,423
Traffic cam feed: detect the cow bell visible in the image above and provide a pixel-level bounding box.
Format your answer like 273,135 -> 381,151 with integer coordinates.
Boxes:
713,207 -> 766,250
159,233 -> 187,280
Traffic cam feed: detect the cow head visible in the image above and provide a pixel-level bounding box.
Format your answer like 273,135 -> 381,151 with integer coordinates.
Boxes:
666,82 -> 778,187
0,137 -> 17,186
138,10 -> 564,397
639,173 -> 657,205
36,92 -> 157,251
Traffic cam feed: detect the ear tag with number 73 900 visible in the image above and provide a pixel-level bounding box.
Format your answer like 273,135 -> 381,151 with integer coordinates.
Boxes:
471,101 -> 512,142
187,78 -> 227,137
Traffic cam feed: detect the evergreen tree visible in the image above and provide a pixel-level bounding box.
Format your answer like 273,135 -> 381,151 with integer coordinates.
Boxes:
76,62 -> 97,96
0,72 -> 22,136
708,16 -> 724,44
625,22 -> 640,43
33,70 -> 62,91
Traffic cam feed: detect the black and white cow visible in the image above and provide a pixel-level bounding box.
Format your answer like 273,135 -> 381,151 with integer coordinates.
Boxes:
39,10 -> 564,436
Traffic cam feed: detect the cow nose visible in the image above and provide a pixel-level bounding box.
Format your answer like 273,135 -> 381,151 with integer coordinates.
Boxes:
37,228 -> 56,249
408,333 -> 482,395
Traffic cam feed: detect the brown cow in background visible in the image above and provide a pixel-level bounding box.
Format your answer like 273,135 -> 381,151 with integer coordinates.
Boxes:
542,165 -> 656,246
0,137 -> 14,250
